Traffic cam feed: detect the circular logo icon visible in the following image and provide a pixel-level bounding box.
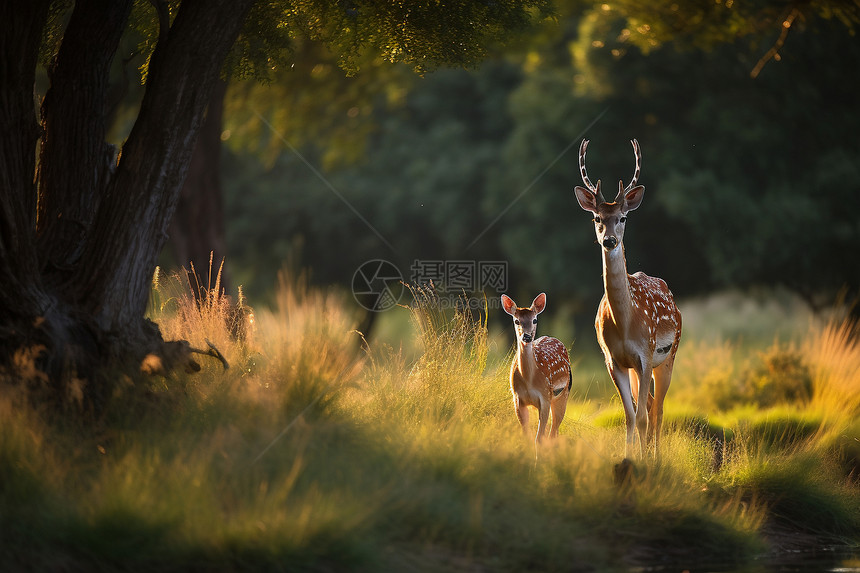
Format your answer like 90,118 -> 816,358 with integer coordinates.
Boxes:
352,260 -> 404,312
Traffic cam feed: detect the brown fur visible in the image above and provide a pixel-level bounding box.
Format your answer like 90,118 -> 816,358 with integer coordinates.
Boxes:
501,293 -> 572,444
575,140 -> 682,458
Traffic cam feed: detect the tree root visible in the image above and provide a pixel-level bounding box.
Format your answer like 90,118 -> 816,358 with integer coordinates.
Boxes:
1,310 -> 231,417
141,338 -> 228,375
190,338 -> 229,370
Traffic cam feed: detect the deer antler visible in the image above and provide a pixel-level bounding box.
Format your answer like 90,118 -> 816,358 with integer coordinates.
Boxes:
579,139 -> 605,203
625,138 -> 641,191
615,138 -> 642,202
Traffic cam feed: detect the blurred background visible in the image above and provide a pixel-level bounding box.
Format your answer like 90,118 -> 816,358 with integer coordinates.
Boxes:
114,1 -> 859,356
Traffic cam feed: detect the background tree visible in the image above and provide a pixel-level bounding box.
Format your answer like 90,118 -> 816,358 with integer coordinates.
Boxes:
218,0 -> 860,336
169,79 -> 231,292
0,0 -> 551,401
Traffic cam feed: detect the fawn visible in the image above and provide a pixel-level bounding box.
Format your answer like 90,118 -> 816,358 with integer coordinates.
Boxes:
501,293 -> 572,445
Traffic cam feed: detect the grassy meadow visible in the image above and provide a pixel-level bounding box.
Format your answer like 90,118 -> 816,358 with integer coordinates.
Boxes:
1,271 -> 859,572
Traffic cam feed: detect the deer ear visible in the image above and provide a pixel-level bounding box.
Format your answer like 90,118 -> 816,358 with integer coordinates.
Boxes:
532,292 -> 546,315
623,185 -> 645,212
574,186 -> 598,214
501,294 -> 516,316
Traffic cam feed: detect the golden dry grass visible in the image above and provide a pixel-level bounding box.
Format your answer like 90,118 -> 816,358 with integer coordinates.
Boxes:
0,280 -> 857,571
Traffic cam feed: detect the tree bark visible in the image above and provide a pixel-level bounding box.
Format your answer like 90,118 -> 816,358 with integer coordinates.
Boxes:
37,0 -> 133,282
0,0 -> 52,325
0,0 -> 254,398
72,0 -> 253,343
169,78 -> 231,294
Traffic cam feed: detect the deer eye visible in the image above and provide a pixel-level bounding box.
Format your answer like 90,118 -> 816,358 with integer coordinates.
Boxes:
532,319 -> 538,324
593,216 -> 601,224
514,319 -> 520,325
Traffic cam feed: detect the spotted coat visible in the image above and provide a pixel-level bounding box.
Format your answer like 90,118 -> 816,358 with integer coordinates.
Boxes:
501,293 -> 572,443
597,272 -> 681,366
533,336 -> 572,393
627,272 -> 682,358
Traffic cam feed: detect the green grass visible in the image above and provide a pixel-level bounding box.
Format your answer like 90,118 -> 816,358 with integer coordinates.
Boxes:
1,277 -> 858,571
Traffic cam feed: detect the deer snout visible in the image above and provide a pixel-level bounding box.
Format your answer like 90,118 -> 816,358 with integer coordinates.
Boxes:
521,333 -> 533,343
602,236 -> 618,250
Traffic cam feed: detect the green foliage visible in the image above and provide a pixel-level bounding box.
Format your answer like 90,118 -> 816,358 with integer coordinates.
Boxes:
739,345 -> 813,408
274,0 -> 554,75
219,0 -> 553,171
224,39 -> 406,167
506,8 -> 860,304
672,338 -> 832,414
224,61 -> 527,300
223,3 -> 860,320
682,343 -> 816,412
42,0 -> 551,174
224,1 -> 296,83
123,0 -> 553,83
603,0 -> 860,53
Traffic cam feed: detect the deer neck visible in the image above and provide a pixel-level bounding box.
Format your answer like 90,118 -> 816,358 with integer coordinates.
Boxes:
602,243 -> 634,326
516,340 -> 537,377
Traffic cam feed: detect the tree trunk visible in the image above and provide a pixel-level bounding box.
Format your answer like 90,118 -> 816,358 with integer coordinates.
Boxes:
0,0 -> 52,327
73,0 -> 253,340
169,78 -> 231,295
0,0 -> 254,402
37,0 -> 132,279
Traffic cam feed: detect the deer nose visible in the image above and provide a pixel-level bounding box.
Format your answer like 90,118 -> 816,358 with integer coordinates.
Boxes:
522,333 -> 533,343
602,236 -> 618,250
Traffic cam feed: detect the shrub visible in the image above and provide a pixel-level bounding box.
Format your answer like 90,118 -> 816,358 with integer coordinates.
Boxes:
670,339 -> 742,412
737,344 -> 812,408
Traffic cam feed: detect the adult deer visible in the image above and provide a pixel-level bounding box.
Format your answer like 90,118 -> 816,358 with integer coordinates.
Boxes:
501,293 -> 572,445
573,139 -> 681,459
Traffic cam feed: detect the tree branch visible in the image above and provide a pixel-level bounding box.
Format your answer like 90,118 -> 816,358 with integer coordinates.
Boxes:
750,9 -> 799,79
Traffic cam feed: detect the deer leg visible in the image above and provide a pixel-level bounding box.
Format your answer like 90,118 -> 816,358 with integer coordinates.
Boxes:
646,372 -> 657,446
609,361 -> 636,459
635,362 -> 653,458
549,385 -> 569,438
629,368 -> 641,412
631,366 -> 656,415
535,398 -> 551,445
515,395 -> 531,438
650,356 -> 674,458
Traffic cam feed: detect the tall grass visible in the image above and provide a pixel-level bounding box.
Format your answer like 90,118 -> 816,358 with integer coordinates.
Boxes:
352,286 -> 503,432
0,279 -> 858,571
806,318 -> 860,419
151,262 -> 255,372
347,288 -> 779,569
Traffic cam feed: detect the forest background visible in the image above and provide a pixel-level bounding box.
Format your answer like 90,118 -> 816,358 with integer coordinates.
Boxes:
167,0 -> 860,346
